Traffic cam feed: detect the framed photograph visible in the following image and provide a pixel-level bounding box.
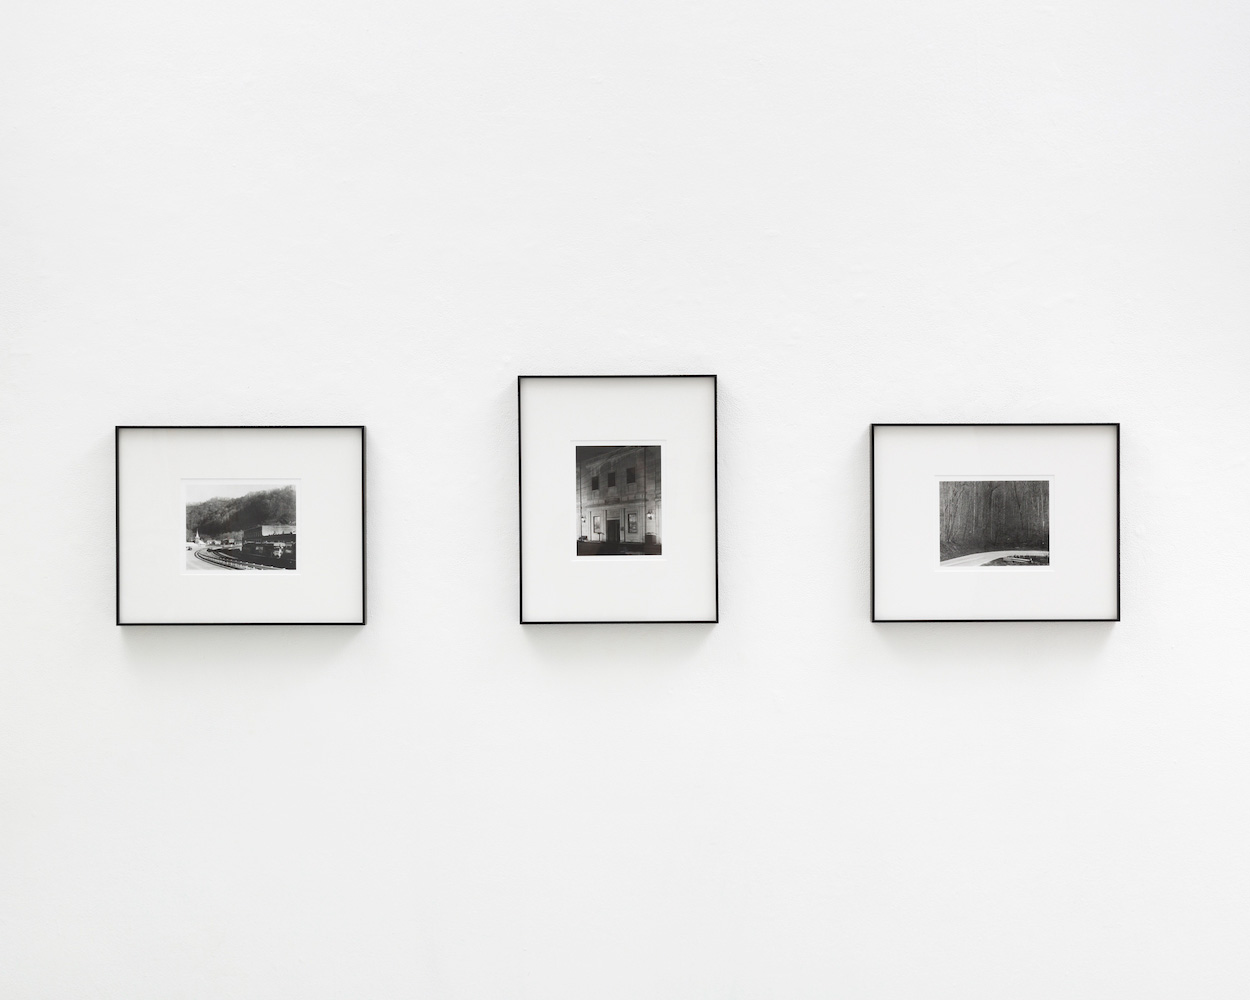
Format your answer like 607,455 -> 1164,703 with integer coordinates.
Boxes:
518,375 -> 718,623
872,423 -> 1119,622
116,426 -> 366,625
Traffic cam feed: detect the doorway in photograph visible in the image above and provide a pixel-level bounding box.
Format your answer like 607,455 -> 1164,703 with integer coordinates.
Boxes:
939,479 -> 1049,567
575,445 -> 661,556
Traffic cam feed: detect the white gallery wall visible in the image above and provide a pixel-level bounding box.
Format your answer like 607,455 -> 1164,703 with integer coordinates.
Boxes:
2,0 -> 1248,996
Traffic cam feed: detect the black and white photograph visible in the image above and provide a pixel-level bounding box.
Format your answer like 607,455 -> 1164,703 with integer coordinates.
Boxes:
871,423 -> 1119,621
117,425 -> 365,625
939,479 -> 1049,567
575,445 -> 661,556
184,480 -> 298,572
518,375 -> 717,622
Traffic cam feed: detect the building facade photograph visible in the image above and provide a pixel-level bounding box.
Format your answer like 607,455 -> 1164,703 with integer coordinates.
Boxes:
575,445 -> 661,555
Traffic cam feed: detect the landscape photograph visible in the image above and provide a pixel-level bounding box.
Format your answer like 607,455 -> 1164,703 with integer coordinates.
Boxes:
184,481 -> 298,572
939,479 -> 1049,567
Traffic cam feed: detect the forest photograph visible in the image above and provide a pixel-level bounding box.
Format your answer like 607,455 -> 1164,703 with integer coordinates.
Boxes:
939,480 -> 1049,567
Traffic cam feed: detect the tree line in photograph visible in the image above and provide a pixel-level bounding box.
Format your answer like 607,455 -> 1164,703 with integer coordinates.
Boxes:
940,480 -> 1048,561
186,485 -> 295,541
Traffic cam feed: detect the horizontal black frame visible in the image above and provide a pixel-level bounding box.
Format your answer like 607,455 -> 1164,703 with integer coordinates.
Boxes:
115,425 -> 367,626
870,422 -> 1120,623
518,375 -> 719,624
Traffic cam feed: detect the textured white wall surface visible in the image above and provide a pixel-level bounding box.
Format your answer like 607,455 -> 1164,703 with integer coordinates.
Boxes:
2,1 -> 1248,997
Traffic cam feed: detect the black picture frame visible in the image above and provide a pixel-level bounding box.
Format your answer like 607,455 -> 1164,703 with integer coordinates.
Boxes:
518,375 -> 719,624
115,425 -> 367,626
871,422 -> 1120,623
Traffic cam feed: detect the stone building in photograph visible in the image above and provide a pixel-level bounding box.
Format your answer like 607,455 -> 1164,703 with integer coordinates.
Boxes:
575,445 -> 661,555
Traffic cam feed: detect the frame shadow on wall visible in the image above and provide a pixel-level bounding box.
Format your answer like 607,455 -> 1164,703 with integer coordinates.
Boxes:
120,624 -> 365,686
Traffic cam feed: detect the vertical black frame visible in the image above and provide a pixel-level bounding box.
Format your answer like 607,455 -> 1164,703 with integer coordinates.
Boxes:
115,425 -> 367,626
518,375 -> 719,624
870,422 -> 1120,623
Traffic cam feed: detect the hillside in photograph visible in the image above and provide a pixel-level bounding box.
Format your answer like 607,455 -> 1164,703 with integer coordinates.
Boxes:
186,485 -> 295,540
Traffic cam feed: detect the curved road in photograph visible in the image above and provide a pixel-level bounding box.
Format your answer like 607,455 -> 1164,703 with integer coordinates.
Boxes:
186,545 -> 249,570
940,550 -> 1049,567
186,544 -> 289,571
186,545 -> 240,570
